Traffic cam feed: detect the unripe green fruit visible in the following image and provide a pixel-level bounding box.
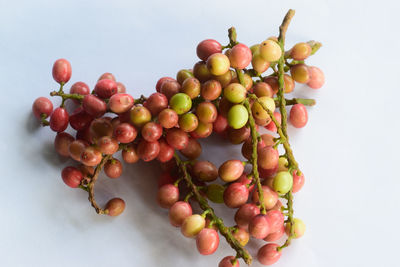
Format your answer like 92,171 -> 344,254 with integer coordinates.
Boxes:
169,93 -> 192,115
130,106 -> 151,127
206,184 -> 225,203
273,171 -> 293,194
206,53 -> 230,76
285,218 -> 306,238
228,104 -> 248,129
178,113 -> 199,132
224,83 -> 246,104
260,40 -> 282,62
176,69 -> 194,85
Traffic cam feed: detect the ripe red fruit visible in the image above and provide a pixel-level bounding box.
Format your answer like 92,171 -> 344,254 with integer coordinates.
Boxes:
98,72 -> 116,81
266,210 -> 285,233
307,66 -> 325,89
157,139 -> 175,163
155,77 -> 174,92
80,147 -> 102,166
113,123 -> 137,144
69,107 -> 93,130
228,43 -> 252,69
258,146 -> 279,170
265,111 -> 281,133
257,243 -> 282,265
122,144 -> 139,164
54,132 -> 74,157
32,97 -> 53,119
196,228 -> 220,255
52,59 -> 71,84
234,203 -> 260,230
166,128 -> 189,150
157,184 -> 179,209
248,214 -> 271,239
223,183 -> 249,208
141,122 -> 163,142
252,185 -> 278,210
213,114 -> 229,135
137,140 -> 160,162
196,39 -> 222,61
94,79 -> 118,99
108,93 -> 134,114
289,103 -> 308,128
61,166 -> 83,188
169,201 -> 192,227
218,256 -> 239,267
50,107 -> 69,132
292,170 -> 305,193
158,172 -> 177,188
70,81 -> 90,96
104,158 -> 123,178
105,198 -> 125,216
82,94 -> 107,118
69,139 -> 88,161
144,92 -> 168,116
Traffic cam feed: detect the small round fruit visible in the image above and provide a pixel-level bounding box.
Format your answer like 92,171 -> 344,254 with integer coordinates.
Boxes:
277,157 -> 289,172
156,77 -> 174,92
61,166 -> 83,188
68,139 -> 87,161
98,72 -> 116,81
176,69 -> 194,85
108,93 -> 134,114
50,107 -> 69,132
252,185 -> 278,210
196,228 -> 219,255
212,70 -> 232,87
290,42 -> 312,60
80,147 -> 102,166
104,158 -> 123,178
196,102 -> 217,123
52,58 -> 71,84
82,95 -> 107,118
181,77 -> 201,99
228,126 -> 250,144
206,53 -> 230,76
273,171 -> 293,194
266,210 -> 285,233
158,108 -> 178,129
181,214 -> 206,238
252,53 -> 270,73
264,225 -> 285,242
218,160 -> 244,182
157,184 -> 179,209
197,39 -> 222,61
232,227 -> 250,246
98,136 -> 119,155
223,183 -> 249,208
122,144 -> 139,163
180,138 -> 202,159
286,218 -> 306,238
253,82 -> 273,98
290,64 -> 310,83
201,80 -> 222,101
141,122 -> 163,142
307,66 -> 325,89
157,139 -> 175,163
248,214 -> 270,239
169,93 -> 192,115
234,203 -> 260,230
144,92 -> 168,115
105,198 -> 125,216
130,105 -> 152,127
289,103 -> 308,128
257,243 -> 282,265
160,79 -> 181,100
260,40 -> 282,62
166,128 -> 189,150
191,121 -> 213,138
192,161 -> 218,182
94,79 -> 118,99
54,132 -> 74,157
32,97 -> 53,119
292,171 -> 305,193
224,83 -> 246,104
206,184 -> 225,203
219,256 -> 239,267
258,146 -> 279,170
227,105 -> 248,129
178,113 -> 199,132
114,123 -> 137,143
228,43 -> 252,69
169,201 -> 192,227
137,140 -> 160,162
193,61 -> 212,83
213,114 -> 228,135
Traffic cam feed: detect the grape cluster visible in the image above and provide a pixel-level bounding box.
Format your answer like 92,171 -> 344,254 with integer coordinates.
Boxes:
32,10 -> 324,266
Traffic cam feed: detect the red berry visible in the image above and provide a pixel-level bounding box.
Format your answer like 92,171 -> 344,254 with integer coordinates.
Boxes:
52,59 -> 71,84
289,103 -> 308,128
32,97 -> 53,119
50,107 -> 69,132
82,94 -> 107,118
196,228 -> 220,255
94,79 -> 118,99
257,243 -> 282,265
61,166 -> 83,188
196,39 -> 222,61
228,43 -> 252,69
69,107 -> 93,130
54,132 -> 74,157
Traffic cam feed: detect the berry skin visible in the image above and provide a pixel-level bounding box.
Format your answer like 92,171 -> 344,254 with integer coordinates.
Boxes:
257,243 -> 282,265
61,166 -> 83,188
181,77 -> 201,99
285,218 -> 306,238
219,256 -> 239,267
218,160 -> 244,182
206,53 -> 230,76
307,66 -> 325,89
169,201 -> 192,227
197,39 -> 222,61
82,95 -> 107,118
228,43 -> 252,69
104,158 -> 123,178
227,105 -> 248,130
196,228 -> 219,255
130,105 -> 152,127
206,184 -> 225,203
52,58 -> 71,84
94,79 -> 118,99
50,107 -> 69,132
224,83 -> 247,104
156,77 -> 174,92
223,182 -> 249,208
248,214 -> 271,239
144,92 -> 168,115
157,184 -> 179,209
158,108 -> 178,129
54,132 -> 74,157
98,72 -> 116,81
137,140 -> 160,162
169,93 -> 192,115
105,198 -> 125,216
289,103 -> 308,128
234,203 -> 261,230
292,171 -> 305,193
290,42 -> 312,60
181,214 -> 205,238
273,171 -> 293,195
259,40 -> 282,62
32,97 -> 53,119
192,161 -> 218,182
252,185 -> 278,210
290,64 -> 310,83
108,93 -> 134,114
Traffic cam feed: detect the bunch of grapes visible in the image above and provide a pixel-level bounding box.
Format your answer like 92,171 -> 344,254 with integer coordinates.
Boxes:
31,10 -> 324,266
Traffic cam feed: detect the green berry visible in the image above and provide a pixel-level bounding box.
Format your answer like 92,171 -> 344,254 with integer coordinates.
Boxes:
273,171 -> 293,194
224,83 -> 246,104
206,184 -> 225,203
228,104 -> 248,129
169,93 -> 192,115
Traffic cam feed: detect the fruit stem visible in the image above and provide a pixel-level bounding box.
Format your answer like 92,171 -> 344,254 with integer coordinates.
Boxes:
275,97 -> 316,107
174,153 -> 252,265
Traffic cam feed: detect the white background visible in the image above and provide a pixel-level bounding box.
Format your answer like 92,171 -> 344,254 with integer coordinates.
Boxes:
0,0 -> 399,266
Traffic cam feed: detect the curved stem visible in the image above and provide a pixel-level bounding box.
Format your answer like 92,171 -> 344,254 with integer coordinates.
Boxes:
174,153 -> 252,265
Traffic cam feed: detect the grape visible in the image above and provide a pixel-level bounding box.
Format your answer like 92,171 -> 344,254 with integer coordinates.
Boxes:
219,256 -> 239,267
257,243 -> 282,265
213,114 -> 228,135
201,80 -> 222,101
260,133 -> 275,146
192,161 -> 218,182
32,97 -> 53,119
70,82 -> 90,99
117,82 -> 126,93
169,93 -> 192,115
241,137 -> 266,160
158,108 -> 179,129
178,113 -> 199,132
141,122 -> 163,142
212,70 -> 232,87
82,94 -> 107,118
181,77 -> 201,99
137,140 -> 160,162
122,144 -> 139,163
258,165 -> 278,179
105,198 -> 125,216
144,92 -> 168,115
196,102 -> 217,123
248,214 -> 271,239
263,76 -> 279,95
193,61 -> 212,83
231,73 -> 253,91
277,156 -> 288,172
54,132 -> 74,157
61,166 -> 83,188
227,104 -> 248,130
113,123 -> 137,143
290,42 -> 311,60
218,160 -> 244,182
228,126 -> 250,144
206,184 -> 225,203
166,128 -> 189,150
191,121 -> 213,138
285,218 -> 305,238
289,103 -> 308,128
156,77 -> 174,92
169,201 -> 192,227
158,172 -> 177,188
130,105 -> 152,127
266,210 -> 285,233
98,72 -> 116,81
252,185 -> 278,210
196,228 -> 219,255
181,214 -> 205,238
157,184 -> 179,209
264,111 -> 281,132
69,107 -> 93,130
69,139 -> 88,161
234,203 -> 260,230
196,39 -> 222,61
160,79 -> 181,100
206,53 -> 230,76
218,97 -> 233,117
223,182 -> 249,208
228,43 -> 252,69
290,64 -> 310,83
258,146 -> 279,170
224,83 -> 246,104
81,147 -> 102,166
252,82 -> 273,98
52,58 -> 71,84
50,107 -> 69,132
108,93 -> 134,114
94,79 -> 118,99
89,118 -> 113,142
292,171 -> 305,193
252,53 -> 270,73
78,164 -> 95,177
259,40 -> 282,62
180,137 -> 202,159
307,66 -> 325,89
104,158 -> 123,178
157,139 -> 175,163
264,225 -> 285,242
237,172 -> 255,192
176,69 -> 194,85
284,74 -> 295,93
232,228 -> 250,246
273,171 -> 293,194
98,136 -> 119,155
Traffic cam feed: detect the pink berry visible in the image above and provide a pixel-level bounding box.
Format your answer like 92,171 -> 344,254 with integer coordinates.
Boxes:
50,107 -> 69,132
155,77 -> 174,92
113,123 -> 137,143
264,225 -> 285,242
54,132 -> 74,157
82,94 -> 107,118
219,256 -> 239,267
196,39 -> 222,61
258,146 -> 279,170
137,140 -> 160,162
234,203 -> 260,230
196,228 -> 220,255
61,166 -> 83,188
98,72 -> 116,81
70,82 -> 90,96
266,210 -> 285,233
169,201 -> 192,227
307,66 -> 325,89
94,79 -> 118,99
228,43 -> 252,69
223,183 -> 249,208
252,185 -> 278,210
52,59 -> 72,84
32,97 -> 53,119
289,103 -> 308,128
157,184 -> 179,209
264,112 -> 281,132
257,243 -> 282,265
144,92 -> 168,116
292,171 -> 305,193
108,93 -> 134,114
69,107 -> 93,130
157,139 -> 175,163
248,214 -> 271,239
